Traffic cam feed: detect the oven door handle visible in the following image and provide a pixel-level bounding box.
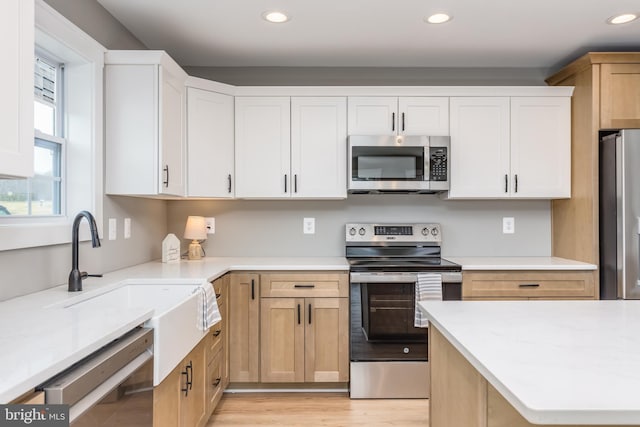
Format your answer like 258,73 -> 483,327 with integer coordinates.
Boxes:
350,272 -> 462,284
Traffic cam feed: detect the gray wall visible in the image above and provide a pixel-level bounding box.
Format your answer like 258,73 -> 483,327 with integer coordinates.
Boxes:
184,66 -> 549,86
167,196 -> 551,258
42,0 -> 146,50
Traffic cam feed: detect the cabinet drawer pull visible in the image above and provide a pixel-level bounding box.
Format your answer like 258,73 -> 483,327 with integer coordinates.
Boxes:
213,378 -> 221,387
297,303 -> 301,325
518,283 -> 540,288
215,293 -> 221,299
504,174 -> 508,193
294,284 -> 315,288
392,112 -> 395,132
294,174 -> 298,193
251,279 -> 255,300
163,165 -> 169,187
284,174 -> 288,193
227,174 -> 232,193
308,303 -> 312,324
514,174 -> 519,193
213,329 -> 222,337
402,112 -> 405,131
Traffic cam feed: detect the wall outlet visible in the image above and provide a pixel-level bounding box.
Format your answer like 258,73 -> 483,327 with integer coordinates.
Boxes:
303,217 -> 315,234
503,217 -> 515,234
205,217 -> 215,234
124,218 -> 131,239
108,218 -> 117,240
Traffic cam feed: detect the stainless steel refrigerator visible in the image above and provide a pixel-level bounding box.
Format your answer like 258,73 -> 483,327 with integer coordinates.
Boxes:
600,129 -> 640,299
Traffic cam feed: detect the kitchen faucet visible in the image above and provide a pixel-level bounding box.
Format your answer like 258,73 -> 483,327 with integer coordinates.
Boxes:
68,210 -> 102,292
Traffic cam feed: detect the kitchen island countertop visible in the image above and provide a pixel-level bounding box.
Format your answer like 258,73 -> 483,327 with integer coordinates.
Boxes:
419,299 -> 640,425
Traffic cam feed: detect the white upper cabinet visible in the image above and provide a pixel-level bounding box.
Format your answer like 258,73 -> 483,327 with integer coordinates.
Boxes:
0,0 -> 34,178
105,51 -> 187,197
347,97 -> 449,136
291,97 -> 347,198
510,97 -> 571,198
448,96 -> 571,199
398,97 -> 449,136
235,97 -> 291,198
235,96 -> 347,199
186,87 -> 234,198
449,97 -> 511,198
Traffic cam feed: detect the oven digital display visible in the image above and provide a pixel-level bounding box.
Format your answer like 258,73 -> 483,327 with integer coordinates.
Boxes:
374,226 -> 413,236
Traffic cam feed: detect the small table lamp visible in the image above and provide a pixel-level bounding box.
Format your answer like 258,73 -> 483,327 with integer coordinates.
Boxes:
184,216 -> 207,260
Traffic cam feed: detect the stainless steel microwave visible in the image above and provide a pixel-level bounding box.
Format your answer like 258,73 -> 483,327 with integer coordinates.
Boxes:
348,135 -> 450,193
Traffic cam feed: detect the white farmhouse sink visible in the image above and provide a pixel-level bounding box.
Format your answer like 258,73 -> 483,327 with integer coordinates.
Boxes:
49,282 -> 208,386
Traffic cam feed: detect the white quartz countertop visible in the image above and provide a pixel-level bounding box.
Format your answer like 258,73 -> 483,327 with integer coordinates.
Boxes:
446,256 -> 597,270
0,256 -> 348,403
419,300 -> 640,425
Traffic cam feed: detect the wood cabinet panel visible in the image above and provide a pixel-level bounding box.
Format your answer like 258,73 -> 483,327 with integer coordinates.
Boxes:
260,272 -> 348,298
206,346 -> 224,415
260,297 -> 305,383
229,273 -> 260,382
462,271 -> 596,300
304,298 -> 349,382
600,63 -> 640,129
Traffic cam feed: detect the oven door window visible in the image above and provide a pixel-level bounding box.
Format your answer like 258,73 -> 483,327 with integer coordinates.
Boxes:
361,283 -> 426,342
352,146 -> 425,181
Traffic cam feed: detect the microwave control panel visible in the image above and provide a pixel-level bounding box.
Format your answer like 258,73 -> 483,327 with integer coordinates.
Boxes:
429,147 -> 448,181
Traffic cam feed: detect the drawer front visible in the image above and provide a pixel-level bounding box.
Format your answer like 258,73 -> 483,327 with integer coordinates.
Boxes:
207,346 -> 224,412
260,273 -> 348,298
212,277 -> 226,306
209,302 -> 225,358
462,271 -> 596,299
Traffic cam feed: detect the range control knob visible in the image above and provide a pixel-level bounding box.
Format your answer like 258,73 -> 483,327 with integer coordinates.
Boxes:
349,227 -> 356,236
358,227 -> 366,236
431,227 -> 439,236
421,227 -> 429,236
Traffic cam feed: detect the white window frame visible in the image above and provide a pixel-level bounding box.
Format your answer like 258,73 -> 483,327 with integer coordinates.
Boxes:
0,0 -> 104,250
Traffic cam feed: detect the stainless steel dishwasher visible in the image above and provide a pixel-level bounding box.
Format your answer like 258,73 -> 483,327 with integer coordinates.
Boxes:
40,327 -> 154,426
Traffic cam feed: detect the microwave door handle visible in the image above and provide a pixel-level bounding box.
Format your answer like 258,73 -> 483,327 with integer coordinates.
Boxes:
425,147 -> 430,182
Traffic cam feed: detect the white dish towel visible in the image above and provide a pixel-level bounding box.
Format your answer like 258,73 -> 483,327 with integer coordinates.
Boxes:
414,273 -> 443,328
193,282 -> 222,331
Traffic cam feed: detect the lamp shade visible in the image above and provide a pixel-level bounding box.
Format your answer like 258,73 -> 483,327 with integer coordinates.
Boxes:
184,216 -> 207,240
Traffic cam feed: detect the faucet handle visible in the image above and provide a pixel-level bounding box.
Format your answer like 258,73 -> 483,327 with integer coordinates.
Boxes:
86,274 -> 103,278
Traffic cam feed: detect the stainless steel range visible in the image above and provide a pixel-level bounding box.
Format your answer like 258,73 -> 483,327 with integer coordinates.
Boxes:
346,223 -> 462,399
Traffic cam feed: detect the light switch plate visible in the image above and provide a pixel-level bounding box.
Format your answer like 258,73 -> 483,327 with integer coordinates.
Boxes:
303,218 -> 315,234
503,217 -> 515,234
205,217 -> 215,234
124,218 -> 131,239
109,218 -> 117,240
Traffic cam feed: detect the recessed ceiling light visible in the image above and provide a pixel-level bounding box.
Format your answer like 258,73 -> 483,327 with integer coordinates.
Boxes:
425,13 -> 452,24
607,13 -> 638,25
263,11 -> 290,23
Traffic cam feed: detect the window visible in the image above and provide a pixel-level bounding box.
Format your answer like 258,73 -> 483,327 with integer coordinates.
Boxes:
0,54 -> 64,217
0,0 -> 105,251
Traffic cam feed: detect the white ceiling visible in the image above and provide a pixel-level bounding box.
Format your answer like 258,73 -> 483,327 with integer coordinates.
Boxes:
97,0 -> 640,70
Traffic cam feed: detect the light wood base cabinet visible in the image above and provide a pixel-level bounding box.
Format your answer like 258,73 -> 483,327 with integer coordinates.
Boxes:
462,270 -> 597,300
260,272 -> 349,383
260,297 -> 349,383
430,326 -> 628,427
229,273 -> 260,382
153,336 -> 207,427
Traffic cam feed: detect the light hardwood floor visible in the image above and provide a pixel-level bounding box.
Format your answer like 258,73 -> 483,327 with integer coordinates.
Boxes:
206,393 -> 429,426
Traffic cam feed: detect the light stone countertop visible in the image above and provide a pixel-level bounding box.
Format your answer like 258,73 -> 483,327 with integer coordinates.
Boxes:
0,256 -> 349,403
419,300 -> 640,425
445,256 -> 597,270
